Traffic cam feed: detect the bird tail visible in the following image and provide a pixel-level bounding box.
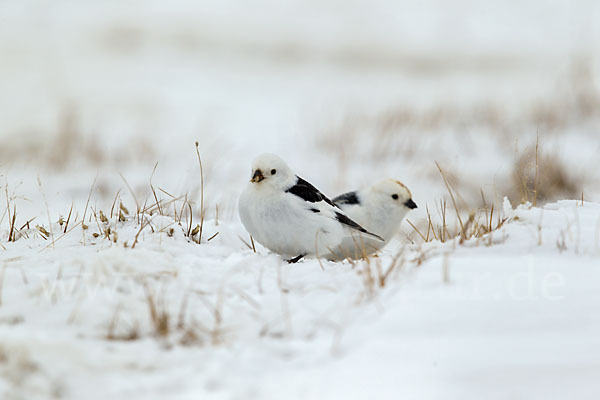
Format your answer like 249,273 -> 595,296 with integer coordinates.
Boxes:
359,229 -> 385,242
334,211 -> 384,242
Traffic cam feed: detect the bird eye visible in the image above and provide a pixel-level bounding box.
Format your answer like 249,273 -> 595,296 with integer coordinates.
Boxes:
271,169 -> 277,175
392,194 -> 399,200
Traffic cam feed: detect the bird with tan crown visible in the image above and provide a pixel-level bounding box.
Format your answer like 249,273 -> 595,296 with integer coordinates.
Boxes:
328,179 -> 417,260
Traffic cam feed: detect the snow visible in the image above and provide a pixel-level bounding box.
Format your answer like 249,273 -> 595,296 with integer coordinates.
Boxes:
2,0 -> 600,398
1,199 -> 599,399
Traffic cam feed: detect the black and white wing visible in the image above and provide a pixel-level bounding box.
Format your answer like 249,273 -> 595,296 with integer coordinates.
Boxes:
332,191 -> 361,207
285,176 -> 383,241
285,176 -> 337,207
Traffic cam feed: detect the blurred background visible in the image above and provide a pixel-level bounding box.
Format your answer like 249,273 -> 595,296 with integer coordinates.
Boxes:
1,0 -> 599,224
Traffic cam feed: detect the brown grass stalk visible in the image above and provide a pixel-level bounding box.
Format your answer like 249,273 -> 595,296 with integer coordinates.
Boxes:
435,162 -> 466,241
195,142 -> 205,243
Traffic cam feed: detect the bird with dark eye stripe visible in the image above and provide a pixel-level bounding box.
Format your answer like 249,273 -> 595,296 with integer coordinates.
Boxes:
329,179 -> 417,260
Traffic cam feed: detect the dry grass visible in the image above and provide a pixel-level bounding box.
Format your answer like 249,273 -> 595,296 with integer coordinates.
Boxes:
407,162 -> 509,246
0,108 -> 156,170
106,283 -> 206,346
106,305 -> 140,342
355,247 -> 408,300
319,59 -> 597,204
143,282 -> 171,338
322,59 -> 599,154
510,144 -> 581,206
0,141 -> 215,253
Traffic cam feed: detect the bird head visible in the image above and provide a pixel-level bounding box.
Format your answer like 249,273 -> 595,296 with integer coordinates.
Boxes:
249,153 -> 295,190
371,179 -> 417,212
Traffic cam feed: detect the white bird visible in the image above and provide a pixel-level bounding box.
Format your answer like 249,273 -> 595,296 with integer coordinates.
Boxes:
238,153 -> 383,263
328,179 -> 417,260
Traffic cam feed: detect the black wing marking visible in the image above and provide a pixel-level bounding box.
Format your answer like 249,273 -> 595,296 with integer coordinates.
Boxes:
334,211 -> 367,233
332,191 -> 360,206
334,212 -> 385,242
285,176 -> 337,208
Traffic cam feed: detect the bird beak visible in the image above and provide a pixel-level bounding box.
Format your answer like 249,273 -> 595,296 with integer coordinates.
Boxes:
251,169 -> 265,183
405,199 -> 418,209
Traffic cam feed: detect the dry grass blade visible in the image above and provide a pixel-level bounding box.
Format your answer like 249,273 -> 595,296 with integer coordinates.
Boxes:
177,291 -> 190,330
37,177 -> 55,248
314,231 -> 325,271
406,219 -> 427,242
378,249 -> 405,287
109,189 -> 122,219
534,133 -> 540,207
435,162 -> 466,241
119,172 -> 140,220
40,220 -> 83,252
82,175 -> 97,225
143,282 -> 169,337
151,184 -> 162,216
8,205 -> 16,242
426,204 -> 437,242
178,194 -> 189,224
195,142 -> 205,243
186,202 -> 194,238
140,194 -> 184,217
238,235 -> 253,250
132,216 -> 151,249
207,232 -> 219,241
2,183 -> 11,229
480,188 -> 487,208
158,187 -> 176,199
64,203 -> 73,233
150,162 -> 163,216
19,217 -> 35,231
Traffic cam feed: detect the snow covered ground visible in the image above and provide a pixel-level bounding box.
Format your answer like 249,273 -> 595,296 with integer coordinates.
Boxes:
1,0 -> 600,399
1,198 -> 599,399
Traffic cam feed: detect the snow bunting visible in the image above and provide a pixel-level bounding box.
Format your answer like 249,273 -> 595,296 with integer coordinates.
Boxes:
328,179 -> 417,260
238,153 -> 383,263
